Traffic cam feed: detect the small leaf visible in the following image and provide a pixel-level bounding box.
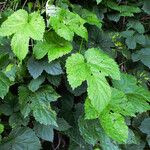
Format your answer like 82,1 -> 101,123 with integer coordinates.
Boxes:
0,72 -> 11,99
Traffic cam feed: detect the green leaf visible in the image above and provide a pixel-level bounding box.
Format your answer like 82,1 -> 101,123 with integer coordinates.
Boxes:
105,0 -> 141,16
27,57 -> 63,79
9,112 -> 29,128
127,20 -> 145,34
73,5 -> 102,29
96,0 -> 102,4
139,118 -> 150,135
0,72 -> 11,99
99,112 -> 128,143
34,122 -> 54,142
0,124 -> 4,134
33,31 -> 73,62
142,0 -> 150,14
85,48 -> 120,80
66,48 -> 120,113
0,9 -> 45,60
11,33 -> 29,61
19,85 -> 60,126
108,88 -> 135,116
55,118 -> 71,131
28,76 -> 45,92
87,73 -> 111,113
84,98 -> 99,120
78,116 -> 120,150
49,9 -> 88,41
0,127 -> 41,150
113,73 -> 150,114
113,73 -> 137,94
66,53 -> 89,89
132,48 -> 150,68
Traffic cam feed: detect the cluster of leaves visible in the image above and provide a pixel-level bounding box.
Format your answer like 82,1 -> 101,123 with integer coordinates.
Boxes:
0,0 -> 150,149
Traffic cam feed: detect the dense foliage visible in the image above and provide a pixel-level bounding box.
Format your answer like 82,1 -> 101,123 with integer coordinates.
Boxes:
0,0 -> 150,149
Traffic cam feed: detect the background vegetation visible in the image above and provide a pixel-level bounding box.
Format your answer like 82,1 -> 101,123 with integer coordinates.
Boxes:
0,0 -> 150,149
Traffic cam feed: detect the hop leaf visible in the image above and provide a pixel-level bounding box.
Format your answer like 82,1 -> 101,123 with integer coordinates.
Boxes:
0,9 -> 45,61
49,9 -> 88,41
33,31 -> 73,62
66,48 -> 120,113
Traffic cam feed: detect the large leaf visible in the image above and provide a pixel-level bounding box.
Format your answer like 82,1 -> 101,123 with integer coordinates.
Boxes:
0,72 -> 11,98
66,48 -> 120,113
19,85 -> 60,126
49,8 -> 88,41
0,9 -> 45,60
0,127 -> 41,150
33,31 -> 73,62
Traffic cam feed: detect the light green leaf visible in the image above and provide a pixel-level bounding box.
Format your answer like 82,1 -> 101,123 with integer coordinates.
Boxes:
0,72 -> 11,99
85,48 -> 120,80
0,127 -> 41,150
33,31 -> 73,62
0,9 -> 45,61
66,48 -> 120,113
11,33 -> 29,61
66,53 -> 89,89
84,98 -> 99,120
49,9 -> 88,41
0,9 -> 28,36
0,124 -> 4,134
108,88 -> 135,116
99,112 -> 128,143
96,0 -> 102,4
87,73 -> 111,113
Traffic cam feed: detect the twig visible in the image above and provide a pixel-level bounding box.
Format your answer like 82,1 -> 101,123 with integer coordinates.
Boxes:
22,0 -> 28,9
